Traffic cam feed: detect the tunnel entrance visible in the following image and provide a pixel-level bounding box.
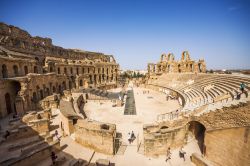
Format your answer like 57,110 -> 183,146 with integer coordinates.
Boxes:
188,121 -> 206,154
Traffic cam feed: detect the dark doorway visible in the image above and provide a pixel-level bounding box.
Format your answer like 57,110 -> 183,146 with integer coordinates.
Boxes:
178,64 -> 181,73
13,65 -> 19,77
188,121 -> 206,154
5,93 -> 12,114
34,66 -> 38,73
24,66 -> 28,75
2,64 -> 8,78
198,64 -> 202,72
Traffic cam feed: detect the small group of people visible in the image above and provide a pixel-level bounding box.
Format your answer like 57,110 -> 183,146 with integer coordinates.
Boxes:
127,131 -> 136,144
142,90 -> 149,94
166,146 -> 186,162
236,82 -> 248,100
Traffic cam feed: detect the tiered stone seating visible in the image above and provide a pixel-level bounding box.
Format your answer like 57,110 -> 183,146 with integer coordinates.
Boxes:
0,111 -> 60,165
149,73 -> 250,122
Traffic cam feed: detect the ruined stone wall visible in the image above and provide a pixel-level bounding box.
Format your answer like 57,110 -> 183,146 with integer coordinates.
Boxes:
7,141 -> 60,166
143,125 -> 188,156
147,51 -> 206,78
0,22 -> 120,117
143,101 -> 250,160
0,22 -> 115,61
205,127 -> 250,166
75,120 -> 116,155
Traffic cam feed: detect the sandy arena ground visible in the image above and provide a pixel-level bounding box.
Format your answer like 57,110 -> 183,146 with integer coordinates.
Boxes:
40,87 -> 200,166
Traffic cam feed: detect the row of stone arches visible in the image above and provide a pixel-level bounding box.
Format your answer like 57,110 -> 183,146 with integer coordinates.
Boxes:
1,64 -> 38,78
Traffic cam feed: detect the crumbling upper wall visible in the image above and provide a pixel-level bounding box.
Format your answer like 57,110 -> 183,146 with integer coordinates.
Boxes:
147,51 -> 206,76
0,22 -> 116,62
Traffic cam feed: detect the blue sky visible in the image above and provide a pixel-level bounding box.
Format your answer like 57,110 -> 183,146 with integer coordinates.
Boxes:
0,0 -> 250,70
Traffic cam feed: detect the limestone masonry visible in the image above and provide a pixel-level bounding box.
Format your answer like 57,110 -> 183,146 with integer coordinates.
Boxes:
0,23 -> 249,166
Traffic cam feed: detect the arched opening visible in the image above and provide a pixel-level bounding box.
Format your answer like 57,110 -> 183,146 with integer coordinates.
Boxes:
88,68 -> 90,73
2,64 -> 8,78
13,65 -> 19,77
89,75 -> 93,84
62,81 -> 66,90
188,121 -> 206,154
82,67 -> 85,74
58,85 -> 62,94
190,64 -> 193,72
101,124 -> 109,130
57,67 -> 61,74
32,92 -> 37,103
198,64 -> 202,72
49,66 -> 53,72
79,80 -> 83,86
52,86 -> 56,93
160,126 -> 168,130
178,64 -> 181,73
94,75 -> 97,84
34,66 -> 38,73
40,90 -> 44,99
64,67 -> 67,74
24,66 -> 28,75
70,67 -> 73,74
99,75 -> 101,83
76,67 -> 79,75
5,93 -> 12,114
69,81 -> 72,89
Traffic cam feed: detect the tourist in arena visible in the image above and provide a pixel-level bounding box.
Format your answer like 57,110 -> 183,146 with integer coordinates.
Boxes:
166,147 -> 171,162
240,82 -> 246,93
179,146 -> 186,161
128,132 -> 132,144
55,130 -> 60,141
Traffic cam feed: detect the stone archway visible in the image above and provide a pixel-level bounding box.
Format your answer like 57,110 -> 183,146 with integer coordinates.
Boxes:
2,64 -> 8,78
188,121 -> 206,154
198,63 -> 202,72
178,64 -> 181,73
24,66 -> 28,75
5,93 -> 12,114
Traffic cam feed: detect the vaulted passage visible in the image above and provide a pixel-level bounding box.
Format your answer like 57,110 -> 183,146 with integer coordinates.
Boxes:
5,93 -> 12,114
188,121 -> 206,154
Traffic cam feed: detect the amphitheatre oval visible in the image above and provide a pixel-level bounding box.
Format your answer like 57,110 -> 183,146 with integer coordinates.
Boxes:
0,22 -> 249,166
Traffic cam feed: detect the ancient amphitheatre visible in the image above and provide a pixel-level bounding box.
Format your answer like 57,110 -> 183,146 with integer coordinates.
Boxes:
0,21 -> 249,166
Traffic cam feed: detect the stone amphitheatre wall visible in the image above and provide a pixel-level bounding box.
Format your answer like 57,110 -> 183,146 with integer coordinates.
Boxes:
205,126 -> 250,166
0,22 -> 120,118
0,22 -> 114,61
75,120 -> 116,155
143,101 -> 250,164
143,124 -> 188,156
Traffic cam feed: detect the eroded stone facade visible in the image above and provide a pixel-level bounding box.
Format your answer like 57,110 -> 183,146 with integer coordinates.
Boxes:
0,23 -> 119,118
147,51 -> 206,77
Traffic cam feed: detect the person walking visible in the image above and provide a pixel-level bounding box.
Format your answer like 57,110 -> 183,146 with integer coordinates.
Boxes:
51,151 -> 57,165
179,146 -> 186,161
240,82 -> 246,93
55,130 -> 60,141
166,147 -> 171,162
128,132 -> 132,144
